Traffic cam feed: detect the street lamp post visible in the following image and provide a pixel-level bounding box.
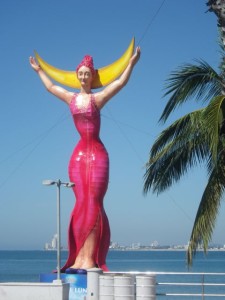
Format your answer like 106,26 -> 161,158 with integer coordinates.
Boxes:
42,179 -> 75,283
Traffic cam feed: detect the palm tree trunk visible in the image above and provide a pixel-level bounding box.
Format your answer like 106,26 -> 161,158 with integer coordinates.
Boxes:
207,1 -> 225,95
207,1 -> 225,46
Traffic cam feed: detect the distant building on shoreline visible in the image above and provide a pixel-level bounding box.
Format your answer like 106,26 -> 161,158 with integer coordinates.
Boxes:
44,237 -> 225,251
109,240 -> 225,251
44,234 -> 58,251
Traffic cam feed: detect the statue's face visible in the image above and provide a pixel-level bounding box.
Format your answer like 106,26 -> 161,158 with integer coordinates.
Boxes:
77,66 -> 93,87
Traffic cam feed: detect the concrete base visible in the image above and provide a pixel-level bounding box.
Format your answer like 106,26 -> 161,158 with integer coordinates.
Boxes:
0,282 -> 70,300
40,273 -> 87,299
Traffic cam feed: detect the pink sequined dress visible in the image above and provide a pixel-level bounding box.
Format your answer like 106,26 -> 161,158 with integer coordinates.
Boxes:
61,93 -> 110,272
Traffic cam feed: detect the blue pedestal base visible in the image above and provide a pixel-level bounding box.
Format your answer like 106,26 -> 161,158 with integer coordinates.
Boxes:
40,273 -> 87,300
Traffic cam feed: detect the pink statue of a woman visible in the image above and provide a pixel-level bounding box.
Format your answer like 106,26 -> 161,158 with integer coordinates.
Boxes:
29,46 -> 141,273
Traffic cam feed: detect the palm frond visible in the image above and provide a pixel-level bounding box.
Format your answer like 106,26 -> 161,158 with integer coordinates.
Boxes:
151,109 -> 204,157
160,60 -> 221,123
202,95 -> 225,162
187,150 -> 225,265
144,110 -> 211,194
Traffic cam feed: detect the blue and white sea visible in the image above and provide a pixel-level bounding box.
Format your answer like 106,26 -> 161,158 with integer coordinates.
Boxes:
0,249 -> 225,283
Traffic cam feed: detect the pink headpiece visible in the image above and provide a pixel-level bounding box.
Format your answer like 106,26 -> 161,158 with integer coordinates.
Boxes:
76,55 -> 96,77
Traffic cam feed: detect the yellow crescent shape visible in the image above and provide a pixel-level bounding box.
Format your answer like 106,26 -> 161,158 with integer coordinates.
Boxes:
34,38 -> 135,89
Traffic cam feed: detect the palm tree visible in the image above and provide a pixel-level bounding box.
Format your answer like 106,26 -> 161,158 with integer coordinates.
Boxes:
143,1 -> 225,265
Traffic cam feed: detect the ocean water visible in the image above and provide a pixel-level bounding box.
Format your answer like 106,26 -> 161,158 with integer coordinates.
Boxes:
1,250 -> 225,298
0,249 -> 225,282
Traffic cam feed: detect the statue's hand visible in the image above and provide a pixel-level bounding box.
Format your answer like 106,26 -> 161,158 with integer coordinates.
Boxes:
130,46 -> 141,66
29,56 -> 41,72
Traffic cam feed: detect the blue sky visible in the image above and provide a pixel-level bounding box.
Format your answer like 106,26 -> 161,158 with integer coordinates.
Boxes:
1,0 -> 224,250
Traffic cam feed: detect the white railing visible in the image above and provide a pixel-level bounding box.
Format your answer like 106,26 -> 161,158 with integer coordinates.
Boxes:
156,272 -> 225,298
105,271 -> 225,299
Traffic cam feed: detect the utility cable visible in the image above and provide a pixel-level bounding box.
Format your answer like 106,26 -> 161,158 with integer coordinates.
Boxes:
0,111 -> 70,189
137,0 -> 167,45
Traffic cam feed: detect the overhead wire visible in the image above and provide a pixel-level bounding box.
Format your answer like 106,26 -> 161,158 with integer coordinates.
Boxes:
102,113 -> 152,137
0,111 -> 70,189
137,0 -> 167,45
0,112 -> 69,165
102,108 -> 146,164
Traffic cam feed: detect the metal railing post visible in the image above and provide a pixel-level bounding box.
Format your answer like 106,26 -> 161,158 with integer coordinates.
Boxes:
201,273 -> 205,300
